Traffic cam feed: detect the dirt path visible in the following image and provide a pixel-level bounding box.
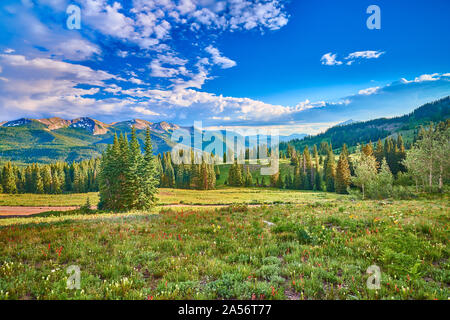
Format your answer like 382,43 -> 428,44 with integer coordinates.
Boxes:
0,203 -> 262,217
0,206 -> 79,216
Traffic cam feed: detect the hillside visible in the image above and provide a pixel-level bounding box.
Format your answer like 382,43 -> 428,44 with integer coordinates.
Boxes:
0,117 -> 179,163
280,96 -> 450,153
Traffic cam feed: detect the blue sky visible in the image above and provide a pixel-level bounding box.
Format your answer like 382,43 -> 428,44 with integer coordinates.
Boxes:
0,0 -> 449,134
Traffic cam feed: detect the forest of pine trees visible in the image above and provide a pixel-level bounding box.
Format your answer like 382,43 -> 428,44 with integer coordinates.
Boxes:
0,133 -> 412,196
1,120 -> 448,200
157,150 -> 217,190
0,158 -> 100,195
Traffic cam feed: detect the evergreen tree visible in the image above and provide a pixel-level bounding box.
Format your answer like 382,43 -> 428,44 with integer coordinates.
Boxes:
374,139 -> 384,167
32,164 -> 44,194
276,173 -> 284,189
335,146 -> 351,194
244,166 -> 253,187
362,142 -> 374,157
293,161 -> 302,189
285,171 -> 293,189
396,135 -> 407,174
303,147 -> 313,190
99,134 -> 123,210
324,149 -> 336,192
261,176 -> 266,187
137,127 -> 159,208
227,160 -> 244,186
41,165 -> 52,194
2,162 -> 17,194
270,172 -> 280,188
123,126 -> 143,208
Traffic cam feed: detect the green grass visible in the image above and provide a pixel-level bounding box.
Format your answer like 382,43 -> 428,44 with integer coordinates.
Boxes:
0,193 -> 100,207
0,187 -> 343,207
158,187 -> 342,205
0,190 -> 448,300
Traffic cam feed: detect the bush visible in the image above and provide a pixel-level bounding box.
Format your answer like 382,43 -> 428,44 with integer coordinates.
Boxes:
80,197 -> 93,214
347,187 -> 362,200
394,172 -> 414,186
391,186 -> 416,200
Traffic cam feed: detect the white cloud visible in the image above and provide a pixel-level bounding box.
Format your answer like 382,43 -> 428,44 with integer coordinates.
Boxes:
130,77 -> 144,85
205,45 -> 236,69
321,53 -> 342,66
0,0 -> 290,97
401,73 -> 447,83
131,106 -> 160,116
1,55 -> 449,134
322,50 -> 385,66
53,38 -> 101,61
346,50 -> 385,60
158,54 -> 187,66
294,99 -> 326,111
0,54 -> 121,118
149,60 -> 180,78
414,73 -> 440,82
75,0 -> 289,50
117,50 -> 129,58
358,86 -> 380,95
0,54 -> 114,84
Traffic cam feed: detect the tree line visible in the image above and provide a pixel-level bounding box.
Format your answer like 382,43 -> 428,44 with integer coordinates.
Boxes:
157,150 -> 217,190
1,120 -> 448,202
0,158 -> 100,194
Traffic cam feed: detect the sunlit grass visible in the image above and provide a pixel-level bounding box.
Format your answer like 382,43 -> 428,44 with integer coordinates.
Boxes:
0,192 -> 448,300
0,188 -> 345,207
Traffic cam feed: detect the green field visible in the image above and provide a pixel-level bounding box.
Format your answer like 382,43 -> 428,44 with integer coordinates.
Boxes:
0,189 -> 448,300
0,192 -> 100,207
0,187 -> 343,207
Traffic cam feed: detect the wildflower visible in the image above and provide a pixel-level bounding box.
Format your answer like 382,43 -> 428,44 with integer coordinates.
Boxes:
271,286 -> 277,297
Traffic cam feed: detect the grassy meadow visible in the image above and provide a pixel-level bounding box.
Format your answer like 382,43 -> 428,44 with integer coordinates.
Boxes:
0,187 -> 343,207
0,188 -> 448,300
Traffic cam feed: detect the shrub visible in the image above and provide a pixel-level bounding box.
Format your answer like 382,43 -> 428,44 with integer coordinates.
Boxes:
391,186 -> 416,200
394,171 -> 414,186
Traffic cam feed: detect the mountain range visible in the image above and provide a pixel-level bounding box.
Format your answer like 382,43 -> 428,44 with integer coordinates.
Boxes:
0,117 -> 182,163
1,96 -> 449,164
0,116 -> 306,163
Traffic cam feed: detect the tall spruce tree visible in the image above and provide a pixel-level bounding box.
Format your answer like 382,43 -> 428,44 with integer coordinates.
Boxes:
244,166 -> 253,187
324,149 -> 336,192
2,162 -> 17,194
335,145 -> 351,194
137,127 -> 159,208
